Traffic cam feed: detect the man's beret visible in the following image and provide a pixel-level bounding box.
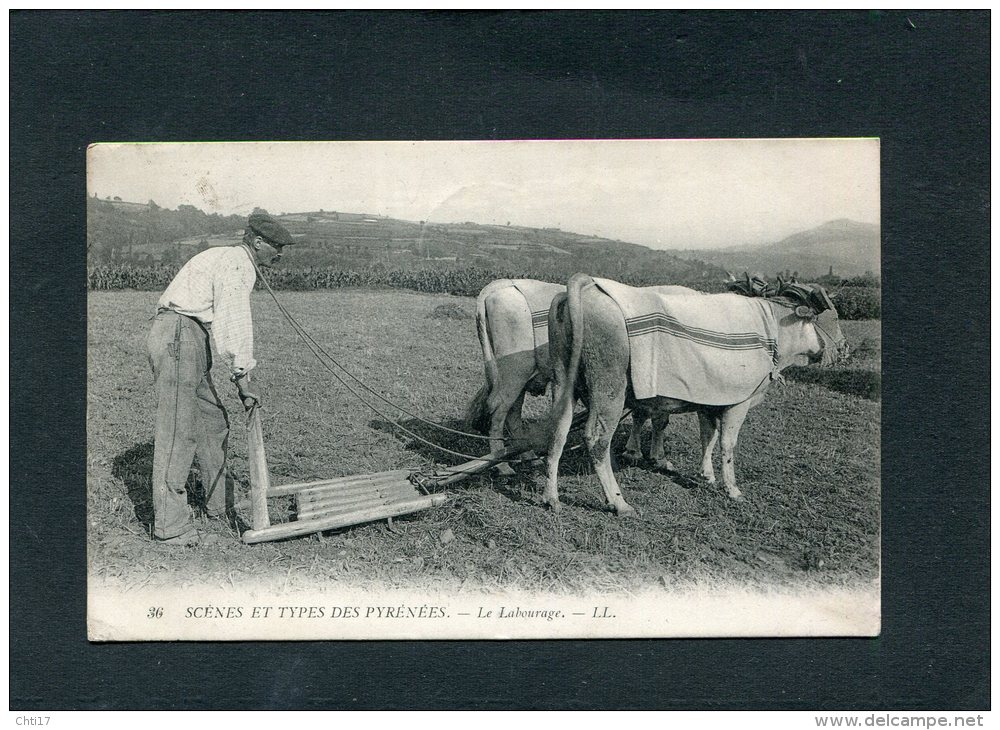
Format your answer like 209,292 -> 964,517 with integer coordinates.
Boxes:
248,212 -> 295,247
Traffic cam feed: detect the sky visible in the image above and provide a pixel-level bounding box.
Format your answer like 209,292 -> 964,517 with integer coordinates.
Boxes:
88,139 -> 880,250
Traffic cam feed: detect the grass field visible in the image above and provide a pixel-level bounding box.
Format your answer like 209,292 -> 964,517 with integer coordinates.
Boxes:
88,289 -> 880,595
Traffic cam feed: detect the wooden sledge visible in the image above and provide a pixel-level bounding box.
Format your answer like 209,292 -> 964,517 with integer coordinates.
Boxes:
239,401 -> 578,544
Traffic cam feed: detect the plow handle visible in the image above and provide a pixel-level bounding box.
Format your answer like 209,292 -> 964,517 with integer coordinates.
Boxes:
245,402 -> 271,532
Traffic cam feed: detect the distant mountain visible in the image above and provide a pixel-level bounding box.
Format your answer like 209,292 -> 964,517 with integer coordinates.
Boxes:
674,219 -> 881,280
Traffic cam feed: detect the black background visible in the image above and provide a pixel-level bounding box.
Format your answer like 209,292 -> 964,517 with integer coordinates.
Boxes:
10,11 -> 990,710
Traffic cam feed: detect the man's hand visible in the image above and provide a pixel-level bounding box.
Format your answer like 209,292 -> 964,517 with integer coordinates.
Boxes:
238,386 -> 262,410
231,370 -> 261,410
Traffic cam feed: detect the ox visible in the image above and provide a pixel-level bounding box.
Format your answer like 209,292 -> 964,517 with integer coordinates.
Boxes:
465,279 -> 564,475
466,278 -> 696,475
544,273 -> 846,516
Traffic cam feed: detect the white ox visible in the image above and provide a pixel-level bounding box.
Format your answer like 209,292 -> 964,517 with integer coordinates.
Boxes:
465,279 -> 563,475
543,273 -> 847,516
466,278 -> 697,474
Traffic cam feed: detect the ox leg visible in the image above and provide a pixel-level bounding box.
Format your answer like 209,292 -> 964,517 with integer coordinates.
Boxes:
543,392 -> 575,512
586,388 -> 634,517
622,407 -> 646,463
719,402 -> 752,501
698,412 -> 720,485
488,380 -> 529,477
490,421 -> 516,476
504,389 -> 541,464
649,409 -> 674,471
543,299 -> 575,512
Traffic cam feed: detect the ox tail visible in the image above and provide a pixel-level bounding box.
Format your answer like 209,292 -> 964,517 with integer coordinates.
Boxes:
465,280 -> 508,433
465,383 -> 491,434
543,274 -> 593,507
560,273 -> 591,416
563,274 -> 594,408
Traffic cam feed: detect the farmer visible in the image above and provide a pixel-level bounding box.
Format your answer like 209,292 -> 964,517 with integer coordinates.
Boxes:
146,212 -> 294,545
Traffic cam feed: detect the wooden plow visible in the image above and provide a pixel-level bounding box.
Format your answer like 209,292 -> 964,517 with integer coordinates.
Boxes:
239,402 -> 588,545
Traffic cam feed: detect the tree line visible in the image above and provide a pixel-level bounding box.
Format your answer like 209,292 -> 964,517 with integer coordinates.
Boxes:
87,196 -> 247,264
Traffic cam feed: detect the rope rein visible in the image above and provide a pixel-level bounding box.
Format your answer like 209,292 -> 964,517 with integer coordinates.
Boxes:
246,253 -> 576,465
246,256 -> 819,466
253,255 -> 493,440
248,259 -> 492,461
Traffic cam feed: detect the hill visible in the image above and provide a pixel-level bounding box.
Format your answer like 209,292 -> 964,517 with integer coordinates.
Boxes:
86,196 -> 248,265
86,199 -> 729,288
674,219 -> 881,280
275,210 -> 725,285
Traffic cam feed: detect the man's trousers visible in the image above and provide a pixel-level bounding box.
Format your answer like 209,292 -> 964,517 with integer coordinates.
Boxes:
147,309 -> 233,539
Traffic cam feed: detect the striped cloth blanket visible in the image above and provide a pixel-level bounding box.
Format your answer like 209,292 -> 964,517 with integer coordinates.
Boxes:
511,280 -> 564,354
593,277 -> 780,405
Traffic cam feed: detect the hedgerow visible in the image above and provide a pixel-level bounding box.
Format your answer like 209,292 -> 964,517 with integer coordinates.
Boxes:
830,287 -> 880,320
88,265 -> 178,291
88,264 -> 880,319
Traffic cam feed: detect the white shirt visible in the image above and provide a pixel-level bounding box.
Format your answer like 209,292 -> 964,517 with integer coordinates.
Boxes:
157,245 -> 257,373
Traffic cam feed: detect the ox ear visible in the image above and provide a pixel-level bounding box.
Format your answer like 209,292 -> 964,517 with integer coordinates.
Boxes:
794,305 -> 814,319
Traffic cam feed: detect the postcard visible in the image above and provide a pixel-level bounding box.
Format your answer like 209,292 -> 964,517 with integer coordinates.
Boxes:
86,139 -> 880,640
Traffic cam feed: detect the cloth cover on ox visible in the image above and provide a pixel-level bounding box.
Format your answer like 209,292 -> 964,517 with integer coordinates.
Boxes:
511,280 -> 560,354
592,278 -> 780,406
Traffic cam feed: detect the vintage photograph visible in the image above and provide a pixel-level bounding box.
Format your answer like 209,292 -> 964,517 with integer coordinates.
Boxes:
86,139 -> 881,640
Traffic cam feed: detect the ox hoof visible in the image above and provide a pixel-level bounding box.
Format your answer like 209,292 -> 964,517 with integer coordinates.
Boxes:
542,497 -> 562,513
521,451 -> 545,467
621,450 -> 643,465
614,503 -> 637,518
654,459 -> 675,472
727,491 -> 745,503
495,463 -> 516,477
